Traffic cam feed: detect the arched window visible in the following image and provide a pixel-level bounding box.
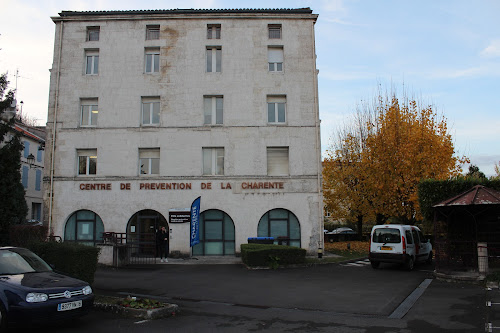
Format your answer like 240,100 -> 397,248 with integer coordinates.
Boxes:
257,209 -> 301,247
192,210 -> 235,256
64,210 -> 104,246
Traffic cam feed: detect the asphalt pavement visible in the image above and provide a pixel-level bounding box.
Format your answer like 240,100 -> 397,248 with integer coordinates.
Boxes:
18,258 -> 494,332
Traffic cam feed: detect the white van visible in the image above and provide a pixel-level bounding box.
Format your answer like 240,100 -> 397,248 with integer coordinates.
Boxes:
369,224 -> 432,270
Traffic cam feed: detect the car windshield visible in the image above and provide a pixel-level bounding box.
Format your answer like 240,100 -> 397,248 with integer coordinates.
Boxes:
373,228 -> 401,244
0,248 -> 52,275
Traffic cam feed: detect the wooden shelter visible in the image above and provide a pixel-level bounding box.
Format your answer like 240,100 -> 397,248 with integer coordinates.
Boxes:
433,185 -> 500,274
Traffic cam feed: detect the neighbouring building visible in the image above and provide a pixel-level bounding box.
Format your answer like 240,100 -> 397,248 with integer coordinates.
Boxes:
1,109 -> 46,224
45,8 -> 323,257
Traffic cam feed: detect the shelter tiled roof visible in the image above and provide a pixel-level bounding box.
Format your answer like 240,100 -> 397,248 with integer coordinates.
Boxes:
433,185 -> 500,207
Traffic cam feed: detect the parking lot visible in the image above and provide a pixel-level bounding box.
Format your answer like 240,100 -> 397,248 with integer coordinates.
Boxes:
19,260 -> 492,332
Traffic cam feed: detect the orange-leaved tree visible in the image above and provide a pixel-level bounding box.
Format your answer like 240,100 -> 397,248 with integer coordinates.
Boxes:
323,87 -> 467,229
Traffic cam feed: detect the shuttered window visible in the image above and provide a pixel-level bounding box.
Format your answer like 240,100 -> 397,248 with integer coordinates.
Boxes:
23,141 -> 30,158
268,24 -> 282,39
35,170 -> 42,191
268,47 -> 283,72
22,165 -> 29,188
267,147 -> 289,176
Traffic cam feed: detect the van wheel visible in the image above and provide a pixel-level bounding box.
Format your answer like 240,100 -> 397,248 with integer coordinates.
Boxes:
370,261 -> 380,269
406,257 -> 415,271
426,251 -> 433,264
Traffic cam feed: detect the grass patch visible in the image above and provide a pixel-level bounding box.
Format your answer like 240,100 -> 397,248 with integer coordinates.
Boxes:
325,241 -> 368,258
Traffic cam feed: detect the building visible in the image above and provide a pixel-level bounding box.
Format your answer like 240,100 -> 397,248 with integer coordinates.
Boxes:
16,122 -> 46,223
45,8 -> 322,256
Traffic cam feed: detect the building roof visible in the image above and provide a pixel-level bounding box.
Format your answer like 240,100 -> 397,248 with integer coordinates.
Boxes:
433,185 -> 500,207
58,8 -> 313,17
13,123 -> 45,143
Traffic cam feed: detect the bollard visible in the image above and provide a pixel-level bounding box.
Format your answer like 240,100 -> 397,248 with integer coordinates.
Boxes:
318,247 -> 323,259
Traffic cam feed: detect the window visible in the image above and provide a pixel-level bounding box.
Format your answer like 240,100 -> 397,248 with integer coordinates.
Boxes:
268,24 -> 282,39
146,25 -> 160,40
207,24 -> 221,39
203,96 -> 223,125
141,97 -> 160,125
87,26 -> 100,41
78,149 -> 97,176
258,209 -> 301,247
192,210 -> 235,256
35,169 -> 42,191
37,149 -> 42,162
80,99 -> 98,127
31,203 -> 41,221
139,149 -> 160,175
85,50 -> 99,75
23,141 -> 30,158
267,147 -> 289,176
64,210 -> 104,246
206,46 -> 221,72
145,48 -> 160,73
22,165 -> 29,189
203,148 -> 224,175
267,95 -> 286,123
268,46 -> 283,72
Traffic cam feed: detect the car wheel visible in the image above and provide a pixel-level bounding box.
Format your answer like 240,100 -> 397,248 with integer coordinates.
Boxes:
370,261 -> 380,269
0,302 -> 7,331
406,257 -> 415,271
426,251 -> 433,264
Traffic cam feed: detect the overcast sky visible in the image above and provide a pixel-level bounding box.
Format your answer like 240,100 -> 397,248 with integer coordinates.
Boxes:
2,0 -> 499,176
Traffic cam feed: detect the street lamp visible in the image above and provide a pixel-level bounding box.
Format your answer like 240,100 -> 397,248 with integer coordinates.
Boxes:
26,153 -> 38,169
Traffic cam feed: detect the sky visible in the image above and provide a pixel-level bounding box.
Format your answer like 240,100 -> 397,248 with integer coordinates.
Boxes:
1,0 -> 499,176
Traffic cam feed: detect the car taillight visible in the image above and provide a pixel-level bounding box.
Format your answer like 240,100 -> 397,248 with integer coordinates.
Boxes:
402,235 -> 406,254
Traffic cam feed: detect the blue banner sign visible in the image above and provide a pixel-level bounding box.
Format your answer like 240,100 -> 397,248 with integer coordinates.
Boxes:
190,196 -> 201,247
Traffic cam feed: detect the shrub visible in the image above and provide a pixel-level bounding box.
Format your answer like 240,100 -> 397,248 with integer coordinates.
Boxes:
9,225 -> 48,247
28,241 -> 100,285
241,244 -> 306,268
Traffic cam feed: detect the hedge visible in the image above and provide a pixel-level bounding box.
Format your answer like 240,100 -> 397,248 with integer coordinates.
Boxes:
418,178 -> 500,222
28,241 -> 100,285
241,244 -> 306,268
8,225 -> 48,247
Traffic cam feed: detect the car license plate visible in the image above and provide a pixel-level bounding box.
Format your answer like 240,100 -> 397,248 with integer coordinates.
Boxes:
57,300 -> 82,311
380,246 -> 392,251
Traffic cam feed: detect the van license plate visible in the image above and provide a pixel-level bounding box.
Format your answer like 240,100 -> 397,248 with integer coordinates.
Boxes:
381,246 -> 392,251
57,300 -> 82,311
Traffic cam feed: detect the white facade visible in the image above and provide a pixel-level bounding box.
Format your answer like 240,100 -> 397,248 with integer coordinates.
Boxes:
45,8 -> 322,255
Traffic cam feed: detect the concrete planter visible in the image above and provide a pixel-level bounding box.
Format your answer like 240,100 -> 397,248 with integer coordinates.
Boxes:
94,299 -> 179,320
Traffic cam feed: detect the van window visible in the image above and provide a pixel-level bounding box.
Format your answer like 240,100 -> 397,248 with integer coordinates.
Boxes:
372,228 -> 400,243
412,229 -> 420,245
405,230 -> 413,244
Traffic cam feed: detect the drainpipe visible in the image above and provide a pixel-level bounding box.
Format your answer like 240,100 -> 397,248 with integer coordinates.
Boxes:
311,18 -> 324,256
48,21 -> 63,234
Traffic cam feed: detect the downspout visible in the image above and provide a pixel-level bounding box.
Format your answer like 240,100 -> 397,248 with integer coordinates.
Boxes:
311,18 -> 324,254
48,20 -> 63,234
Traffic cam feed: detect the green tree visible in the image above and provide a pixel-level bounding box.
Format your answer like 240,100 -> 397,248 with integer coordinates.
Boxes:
0,73 -> 27,244
465,164 -> 486,179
